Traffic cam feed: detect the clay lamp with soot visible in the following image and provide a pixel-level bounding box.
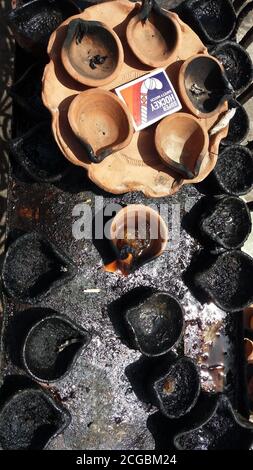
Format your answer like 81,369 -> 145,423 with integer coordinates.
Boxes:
61,18 -> 124,87
178,54 -> 234,118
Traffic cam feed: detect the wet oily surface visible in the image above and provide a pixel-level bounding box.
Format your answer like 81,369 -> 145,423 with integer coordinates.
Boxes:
1,160 -> 247,449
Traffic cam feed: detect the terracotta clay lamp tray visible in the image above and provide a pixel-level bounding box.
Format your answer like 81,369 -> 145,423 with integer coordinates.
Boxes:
42,0 -> 229,197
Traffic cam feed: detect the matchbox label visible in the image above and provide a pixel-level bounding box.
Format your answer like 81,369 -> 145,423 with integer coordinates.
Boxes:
115,69 -> 182,131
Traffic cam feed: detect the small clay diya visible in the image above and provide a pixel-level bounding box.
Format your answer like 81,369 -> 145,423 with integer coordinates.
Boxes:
178,0 -> 236,45
124,291 -> 184,356
7,0 -> 81,55
174,394 -> 253,450
199,196 -> 251,250
68,89 -> 134,163
194,250 -> 253,312
9,122 -> 71,182
211,41 -> 253,94
221,98 -> 249,146
178,54 -> 233,118
2,232 -> 76,304
152,357 -> 201,418
61,18 -> 124,86
22,314 -> 91,382
155,113 -> 209,179
107,204 -> 168,274
212,144 -> 253,196
0,388 -> 71,450
126,0 -> 182,68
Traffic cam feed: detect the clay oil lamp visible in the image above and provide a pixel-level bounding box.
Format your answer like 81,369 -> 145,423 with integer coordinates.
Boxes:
2,232 -> 76,304
221,98 -> 249,146
22,314 -> 91,382
126,0 -> 182,68
105,204 -> 168,275
211,41 -> 253,94
174,394 -> 253,450
9,122 -> 71,183
199,196 -> 251,250
152,357 -> 200,418
178,54 -> 234,118
7,0 -> 81,55
68,89 -> 134,164
0,387 -> 71,450
124,291 -> 184,357
177,0 -> 236,45
245,338 -> 253,364
9,62 -> 49,121
61,18 -> 124,86
194,250 -> 253,312
155,112 -> 209,179
212,144 -> 253,196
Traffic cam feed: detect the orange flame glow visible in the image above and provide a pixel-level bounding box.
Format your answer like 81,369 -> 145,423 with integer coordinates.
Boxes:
104,254 -> 134,276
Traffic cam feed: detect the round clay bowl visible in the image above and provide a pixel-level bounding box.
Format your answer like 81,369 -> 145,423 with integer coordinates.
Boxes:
110,204 -> 168,267
126,5 -> 182,68
68,89 -> 134,163
61,19 -> 124,86
178,54 -> 233,118
155,113 -> 209,179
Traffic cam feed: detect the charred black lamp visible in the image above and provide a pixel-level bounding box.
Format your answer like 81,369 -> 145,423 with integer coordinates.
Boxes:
212,145 -> 253,196
0,387 -> 71,450
9,122 -> 71,183
199,196 -> 251,250
194,250 -> 253,312
152,357 -> 201,419
7,0 -> 81,55
174,394 -> 253,450
22,314 -> 91,382
178,0 -> 237,45
2,232 -> 76,304
124,290 -> 184,356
